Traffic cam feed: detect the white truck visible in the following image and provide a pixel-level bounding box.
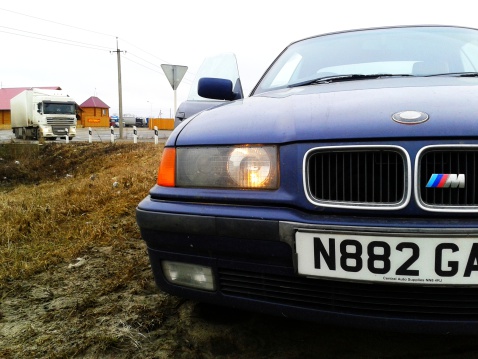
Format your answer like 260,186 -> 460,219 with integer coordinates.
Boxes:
121,114 -> 136,127
11,89 -> 77,140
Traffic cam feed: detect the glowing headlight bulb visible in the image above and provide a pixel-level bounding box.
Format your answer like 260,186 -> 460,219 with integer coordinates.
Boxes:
228,147 -> 271,188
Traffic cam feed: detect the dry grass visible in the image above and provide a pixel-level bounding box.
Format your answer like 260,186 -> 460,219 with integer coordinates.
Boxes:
0,142 -> 162,286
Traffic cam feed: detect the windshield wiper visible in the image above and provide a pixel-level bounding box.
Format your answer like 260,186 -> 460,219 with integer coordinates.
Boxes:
450,72 -> 478,77
423,72 -> 478,78
289,74 -> 413,88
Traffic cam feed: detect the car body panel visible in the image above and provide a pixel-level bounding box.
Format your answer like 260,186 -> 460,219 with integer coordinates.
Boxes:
173,77 -> 478,146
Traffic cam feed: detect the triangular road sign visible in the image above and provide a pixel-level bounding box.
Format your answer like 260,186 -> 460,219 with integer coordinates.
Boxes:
161,64 -> 188,90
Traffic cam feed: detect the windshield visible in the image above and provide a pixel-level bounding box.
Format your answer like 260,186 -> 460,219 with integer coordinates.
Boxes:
43,102 -> 76,115
253,26 -> 478,94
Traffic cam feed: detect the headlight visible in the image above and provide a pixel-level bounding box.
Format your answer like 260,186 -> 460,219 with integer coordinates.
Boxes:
170,145 -> 279,189
227,147 -> 276,188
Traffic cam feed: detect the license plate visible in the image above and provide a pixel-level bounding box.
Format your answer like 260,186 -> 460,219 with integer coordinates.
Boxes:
295,231 -> 478,285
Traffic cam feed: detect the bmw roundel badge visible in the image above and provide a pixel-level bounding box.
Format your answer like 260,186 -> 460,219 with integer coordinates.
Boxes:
392,111 -> 429,125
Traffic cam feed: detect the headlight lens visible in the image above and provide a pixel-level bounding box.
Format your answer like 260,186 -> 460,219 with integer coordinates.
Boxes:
176,145 -> 279,189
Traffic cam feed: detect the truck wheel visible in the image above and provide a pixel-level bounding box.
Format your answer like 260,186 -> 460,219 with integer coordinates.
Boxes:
22,128 -> 27,140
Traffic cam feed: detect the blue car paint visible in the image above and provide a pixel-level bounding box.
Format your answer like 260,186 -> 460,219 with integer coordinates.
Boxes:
171,77 -> 478,147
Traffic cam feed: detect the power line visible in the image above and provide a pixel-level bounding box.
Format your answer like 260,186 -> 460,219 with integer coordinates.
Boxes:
0,26 -> 112,52
0,7 -> 115,38
126,52 -> 164,71
121,39 -> 171,68
1,23 -> 194,87
124,53 -> 193,85
0,8 -> 196,82
1,6 -> 195,110
121,38 -> 197,80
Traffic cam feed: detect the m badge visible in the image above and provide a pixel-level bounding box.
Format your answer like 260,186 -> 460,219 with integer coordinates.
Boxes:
426,174 -> 465,188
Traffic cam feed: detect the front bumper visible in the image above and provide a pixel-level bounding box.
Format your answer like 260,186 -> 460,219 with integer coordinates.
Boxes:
136,196 -> 478,334
40,125 -> 76,138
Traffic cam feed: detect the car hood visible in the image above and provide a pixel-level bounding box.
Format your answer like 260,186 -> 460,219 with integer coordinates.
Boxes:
172,77 -> 478,146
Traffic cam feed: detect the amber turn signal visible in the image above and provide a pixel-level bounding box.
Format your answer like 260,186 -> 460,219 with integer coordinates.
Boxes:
157,147 -> 176,187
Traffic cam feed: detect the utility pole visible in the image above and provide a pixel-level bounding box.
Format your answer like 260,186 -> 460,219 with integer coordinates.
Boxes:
112,38 -> 125,139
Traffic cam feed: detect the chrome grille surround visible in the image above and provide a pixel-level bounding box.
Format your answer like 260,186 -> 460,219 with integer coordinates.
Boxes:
415,145 -> 478,212
303,145 -> 411,210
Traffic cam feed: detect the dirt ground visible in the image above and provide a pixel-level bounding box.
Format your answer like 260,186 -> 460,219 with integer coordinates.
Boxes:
2,238 -> 478,359
1,141 -> 478,358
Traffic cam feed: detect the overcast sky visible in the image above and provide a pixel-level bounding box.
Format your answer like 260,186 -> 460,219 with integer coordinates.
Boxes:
1,1 -> 477,118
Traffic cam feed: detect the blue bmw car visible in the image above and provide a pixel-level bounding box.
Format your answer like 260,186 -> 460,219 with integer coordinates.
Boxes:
136,25 -> 478,334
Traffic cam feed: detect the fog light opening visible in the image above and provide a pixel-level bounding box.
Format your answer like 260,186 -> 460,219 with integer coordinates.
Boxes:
162,261 -> 215,291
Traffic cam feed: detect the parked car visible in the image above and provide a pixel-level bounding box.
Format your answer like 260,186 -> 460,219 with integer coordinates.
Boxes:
174,53 -> 243,128
135,117 -> 147,127
136,25 -> 478,334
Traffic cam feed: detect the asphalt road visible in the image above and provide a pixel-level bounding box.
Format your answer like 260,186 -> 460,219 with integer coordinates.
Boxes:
0,126 -> 172,144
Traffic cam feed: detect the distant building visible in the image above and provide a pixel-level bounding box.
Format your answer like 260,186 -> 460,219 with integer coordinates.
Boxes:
0,86 -> 62,128
79,96 -> 110,127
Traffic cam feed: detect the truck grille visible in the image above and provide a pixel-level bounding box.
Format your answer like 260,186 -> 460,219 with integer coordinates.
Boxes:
46,118 -> 75,126
418,146 -> 478,209
305,146 -> 408,208
219,268 -> 478,320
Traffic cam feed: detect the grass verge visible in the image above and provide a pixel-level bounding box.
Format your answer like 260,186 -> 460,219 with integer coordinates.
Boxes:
0,142 -> 162,286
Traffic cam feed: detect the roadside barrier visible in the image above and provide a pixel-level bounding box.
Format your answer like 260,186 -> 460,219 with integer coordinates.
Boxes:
110,126 -> 115,144
0,126 -> 170,144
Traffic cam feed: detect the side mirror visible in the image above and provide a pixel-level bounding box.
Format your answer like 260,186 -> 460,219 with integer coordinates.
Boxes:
176,112 -> 186,121
198,78 -> 236,101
